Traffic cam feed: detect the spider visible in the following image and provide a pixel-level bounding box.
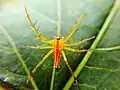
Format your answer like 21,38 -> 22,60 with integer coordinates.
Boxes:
24,6 -> 95,89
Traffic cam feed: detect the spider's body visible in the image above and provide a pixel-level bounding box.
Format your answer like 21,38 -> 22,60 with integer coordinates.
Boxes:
52,37 -> 64,68
25,6 -> 95,89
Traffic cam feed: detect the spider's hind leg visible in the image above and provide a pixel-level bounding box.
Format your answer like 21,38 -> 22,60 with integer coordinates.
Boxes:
62,51 -> 80,90
32,49 -> 53,73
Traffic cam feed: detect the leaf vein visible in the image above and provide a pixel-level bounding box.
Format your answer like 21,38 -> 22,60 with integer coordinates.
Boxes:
85,65 -> 120,72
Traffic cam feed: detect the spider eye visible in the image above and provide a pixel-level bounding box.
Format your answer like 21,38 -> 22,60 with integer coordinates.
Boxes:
56,37 -> 60,40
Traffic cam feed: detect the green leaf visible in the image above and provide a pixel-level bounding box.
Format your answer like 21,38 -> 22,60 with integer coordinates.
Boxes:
0,0 -> 119,90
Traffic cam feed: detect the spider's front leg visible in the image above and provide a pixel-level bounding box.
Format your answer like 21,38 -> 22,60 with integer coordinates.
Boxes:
24,5 -> 52,44
64,13 -> 87,42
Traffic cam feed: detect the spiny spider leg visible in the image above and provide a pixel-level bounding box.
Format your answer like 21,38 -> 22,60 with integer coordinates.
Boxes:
62,51 -> 80,90
32,49 -> 53,73
65,36 -> 95,47
33,20 -> 38,27
64,47 -> 88,53
25,46 -> 52,49
64,13 -> 87,42
24,5 -> 52,44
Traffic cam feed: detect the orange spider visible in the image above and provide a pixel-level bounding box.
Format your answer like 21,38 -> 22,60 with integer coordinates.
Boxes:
24,6 -> 95,89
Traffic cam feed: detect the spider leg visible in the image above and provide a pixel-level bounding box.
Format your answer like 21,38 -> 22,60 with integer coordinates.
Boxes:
64,47 -> 88,53
25,46 -> 52,49
65,36 -> 95,47
62,51 -> 80,89
24,5 -> 52,44
32,49 -> 53,73
64,13 -> 87,42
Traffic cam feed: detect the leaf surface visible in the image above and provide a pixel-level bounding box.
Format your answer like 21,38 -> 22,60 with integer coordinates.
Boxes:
0,0 -> 117,89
